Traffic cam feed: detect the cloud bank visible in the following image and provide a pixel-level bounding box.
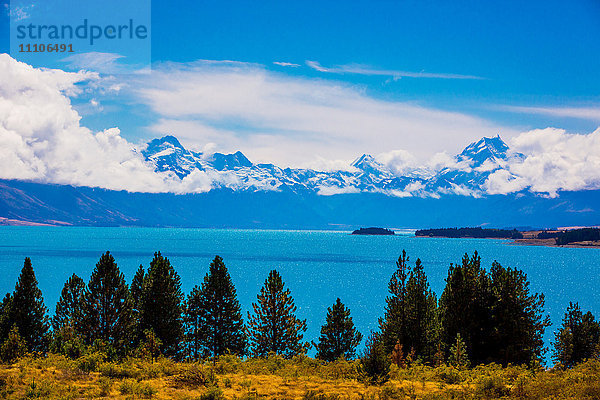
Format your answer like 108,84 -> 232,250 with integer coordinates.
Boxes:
485,128 -> 600,196
0,54 -> 177,192
133,59 -> 506,168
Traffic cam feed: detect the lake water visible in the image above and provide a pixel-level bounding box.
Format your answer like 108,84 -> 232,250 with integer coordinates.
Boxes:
1,226 -> 599,361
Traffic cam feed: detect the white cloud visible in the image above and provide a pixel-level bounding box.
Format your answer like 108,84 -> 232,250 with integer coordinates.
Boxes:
273,62 -> 300,67
305,60 -> 484,80
317,185 -> 360,196
133,59 -> 509,168
500,105 -> 600,122
484,128 -> 600,196
0,54 -> 177,192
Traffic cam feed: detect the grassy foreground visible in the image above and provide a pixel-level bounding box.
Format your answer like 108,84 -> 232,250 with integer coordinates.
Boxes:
2,354 -> 600,399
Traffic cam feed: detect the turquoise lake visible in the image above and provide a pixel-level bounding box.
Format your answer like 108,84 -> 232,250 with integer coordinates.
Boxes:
1,226 -> 599,360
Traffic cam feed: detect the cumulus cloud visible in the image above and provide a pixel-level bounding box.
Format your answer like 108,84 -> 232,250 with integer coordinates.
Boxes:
133,59 -> 508,168
484,128 -> 600,196
0,54 -> 178,192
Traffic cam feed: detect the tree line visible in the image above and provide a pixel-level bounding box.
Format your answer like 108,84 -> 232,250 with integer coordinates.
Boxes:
0,250 -> 597,376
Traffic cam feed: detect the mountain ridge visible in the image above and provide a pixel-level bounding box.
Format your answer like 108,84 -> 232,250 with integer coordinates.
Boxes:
140,134 -> 519,197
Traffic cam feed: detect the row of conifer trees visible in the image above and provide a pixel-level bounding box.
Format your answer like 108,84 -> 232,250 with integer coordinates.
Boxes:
0,250 -> 597,372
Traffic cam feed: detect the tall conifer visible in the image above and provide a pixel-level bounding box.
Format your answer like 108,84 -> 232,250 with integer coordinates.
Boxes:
185,255 -> 246,359
315,298 -> 362,361
404,258 -> 439,362
139,252 -> 184,358
9,258 -> 50,352
53,274 -> 86,332
247,270 -> 307,358
82,252 -> 134,356
439,252 -> 494,364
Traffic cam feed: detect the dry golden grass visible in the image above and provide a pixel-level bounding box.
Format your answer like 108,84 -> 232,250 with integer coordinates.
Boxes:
1,354 -> 600,399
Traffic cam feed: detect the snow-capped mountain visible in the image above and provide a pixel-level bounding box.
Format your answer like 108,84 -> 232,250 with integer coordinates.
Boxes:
424,135 -> 523,195
141,135 -> 520,196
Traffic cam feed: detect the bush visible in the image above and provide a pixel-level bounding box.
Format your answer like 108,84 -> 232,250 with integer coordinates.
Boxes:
476,375 -> 510,398
97,376 -> 112,396
119,379 -> 156,398
171,363 -> 217,388
0,326 -> 26,363
359,333 -> 390,385
49,325 -> 86,359
199,386 -> 225,400
76,351 -> 106,373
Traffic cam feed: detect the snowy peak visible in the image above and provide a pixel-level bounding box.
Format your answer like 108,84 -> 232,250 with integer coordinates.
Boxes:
459,135 -> 510,166
351,154 -> 390,175
145,135 -> 186,153
211,151 -> 253,171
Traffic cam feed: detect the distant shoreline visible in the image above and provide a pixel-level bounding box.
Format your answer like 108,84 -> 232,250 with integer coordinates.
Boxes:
415,231 -> 600,249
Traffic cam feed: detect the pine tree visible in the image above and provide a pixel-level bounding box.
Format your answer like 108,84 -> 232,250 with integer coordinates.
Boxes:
379,250 -> 410,354
0,326 -> 26,362
9,258 -> 50,352
553,302 -> 600,368
490,261 -> 550,365
359,332 -> 390,384
130,265 -> 146,344
247,270 -> 307,358
131,265 -> 145,309
139,252 -> 184,358
439,252 -> 494,364
448,333 -> 469,368
0,293 -> 13,343
53,274 -> 86,332
185,255 -> 247,359
82,252 -> 134,356
315,298 -> 362,361
404,258 -> 439,362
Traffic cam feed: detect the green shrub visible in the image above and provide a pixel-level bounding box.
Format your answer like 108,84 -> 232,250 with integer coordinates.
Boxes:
359,333 -> 390,385
119,378 -> 155,398
199,386 -> 225,400
476,375 -> 510,398
97,376 -> 112,396
1,326 -> 27,363
76,351 -> 106,373
172,363 -> 217,388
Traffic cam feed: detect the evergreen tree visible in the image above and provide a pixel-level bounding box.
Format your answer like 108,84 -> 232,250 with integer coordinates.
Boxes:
130,265 -> 146,344
448,333 -> 469,368
185,255 -> 247,359
379,250 -> 410,354
247,270 -> 308,358
553,302 -> 600,368
490,261 -> 550,365
315,298 -> 363,361
139,252 -> 184,358
9,258 -> 50,352
0,293 -> 13,343
380,252 -> 439,362
359,332 -> 390,384
52,274 -> 86,332
82,252 -> 134,356
131,265 -> 145,309
0,326 -> 26,362
439,252 -> 494,364
404,258 -> 439,362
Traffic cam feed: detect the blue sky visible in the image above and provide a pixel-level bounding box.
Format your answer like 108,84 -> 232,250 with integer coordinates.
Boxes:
1,0 -> 600,168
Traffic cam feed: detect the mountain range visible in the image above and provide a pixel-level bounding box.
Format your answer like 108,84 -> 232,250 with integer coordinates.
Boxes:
0,135 -> 598,229
140,134 -> 519,197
